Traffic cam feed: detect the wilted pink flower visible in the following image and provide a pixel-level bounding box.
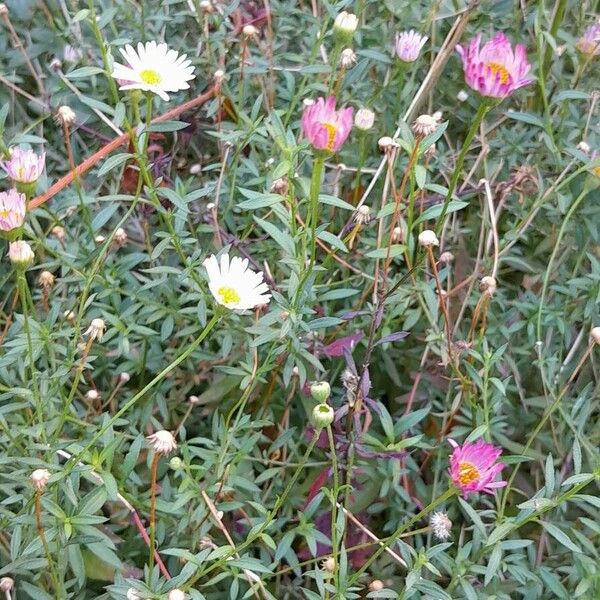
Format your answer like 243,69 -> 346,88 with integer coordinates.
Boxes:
394,30 -> 428,62
0,188 -> 26,231
456,32 -> 533,99
576,22 -> 600,56
1,147 -> 45,183
448,438 -> 506,496
301,96 -> 353,153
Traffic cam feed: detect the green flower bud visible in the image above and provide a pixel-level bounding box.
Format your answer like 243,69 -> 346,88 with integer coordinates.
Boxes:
310,381 -> 331,403
333,11 -> 358,45
312,403 -> 334,429
169,456 -> 183,470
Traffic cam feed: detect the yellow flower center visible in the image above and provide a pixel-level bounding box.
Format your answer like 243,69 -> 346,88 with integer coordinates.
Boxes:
140,69 -> 162,85
217,286 -> 240,306
486,62 -> 510,85
321,122 -> 338,151
0,209 -> 10,219
593,166 -> 600,177
458,462 -> 480,486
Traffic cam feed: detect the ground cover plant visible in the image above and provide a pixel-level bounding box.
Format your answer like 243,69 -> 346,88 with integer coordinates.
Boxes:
0,0 -> 599,598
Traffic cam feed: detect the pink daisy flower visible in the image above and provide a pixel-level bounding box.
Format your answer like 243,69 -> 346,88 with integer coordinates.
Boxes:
456,32 -> 533,99
0,188 -> 26,232
448,438 -> 506,497
394,30 -> 428,63
576,22 -> 600,57
301,96 -> 353,153
1,147 -> 45,184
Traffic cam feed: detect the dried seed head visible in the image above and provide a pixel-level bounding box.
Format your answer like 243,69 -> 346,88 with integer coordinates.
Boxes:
49,57 -> 63,71
199,0 -> 213,12
369,580 -> 384,592
0,4 -> 8,16
577,141 -> 591,154
168,589 -> 186,600
38,270 -> 55,288
321,556 -> 336,573
270,177 -> 289,195
85,389 -> 100,401
341,368 -> 359,405
412,114 -> 438,137
424,143 -> 436,158
439,251 -> 454,264
430,511 -> 452,540
0,577 -> 14,592
147,430 -> 177,455
119,372 -> 131,384
418,229 -> 439,247
94,235 -> 106,245
85,318 -> 106,341
354,108 -> 375,131
57,105 -> 76,126
213,69 -> 225,84
242,24 -> 258,37
353,204 -> 372,225
30,468 -> 51,491
457,89 -> 468,102
378,136 -> 396,152
340,48 -> 357,68
480,275 -> 497,297
391,226 -> 402,242
63,309 -> 76,322
114,227 -> 128,246
590,326 -> 600,345
52,225 -> 66,241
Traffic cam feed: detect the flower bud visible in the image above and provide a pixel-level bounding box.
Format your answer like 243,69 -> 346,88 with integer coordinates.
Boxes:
418,230 -> 439,247
169,456 -> 183,470
85,389 -> 100,402
456,90 -> 468,102
439,251 -> 454,264
52,225 -> 66,241
333,11 -> 358,44
312,403 -> 334,429
199,0 -> 213,12
189,394 -> 200,405
321,556 -> 336,572
168,590 -> 186,600
354,108 -> 375,131
310,381 -> 331,402
213,69 -> 225,85
119,372 -> 131,384
8,240 -> 34,268
369,580 -> 384,592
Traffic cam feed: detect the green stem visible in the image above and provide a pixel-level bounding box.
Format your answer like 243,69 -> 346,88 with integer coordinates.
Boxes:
309,155 -> 325,268
64,313 -> 221,474
535,187 -> 589,342
345,487 -> 456,589
326,425 -> 340,590
17,274 -> 46,445
434,102 -> 491,236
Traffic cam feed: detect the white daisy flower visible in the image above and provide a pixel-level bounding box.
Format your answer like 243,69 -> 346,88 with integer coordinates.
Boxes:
203,254 -> 271,311
111,41 -> 195,101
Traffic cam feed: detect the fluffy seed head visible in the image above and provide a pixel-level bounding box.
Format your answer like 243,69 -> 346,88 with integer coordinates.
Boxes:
418,230 -> 439,247
413,114 -> 438,137
147,430 -> 178,455
57,105 -> 76,125
430,511 -> 452,540
30,468 -> 51,491
84,318 -> 106,341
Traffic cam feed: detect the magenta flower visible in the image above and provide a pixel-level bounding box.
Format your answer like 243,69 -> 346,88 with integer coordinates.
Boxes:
448,438 -> 506,497
301,96 -> 353,153
0,189 -> 26,232
576,22 -> 600,56
1,147 -> 45,184
394,30 -> 428,63
456,32 -> 533,99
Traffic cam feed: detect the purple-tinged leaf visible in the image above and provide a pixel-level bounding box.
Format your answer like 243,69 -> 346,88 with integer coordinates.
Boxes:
321,331 -> 364,357
375,331 -> 410,346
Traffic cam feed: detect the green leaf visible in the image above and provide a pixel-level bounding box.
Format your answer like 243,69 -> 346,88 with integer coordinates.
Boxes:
541,522 -> 582,554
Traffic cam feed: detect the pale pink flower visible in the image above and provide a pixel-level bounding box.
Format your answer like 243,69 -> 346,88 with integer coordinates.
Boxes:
576,22 -> 600,56
456,32 -> 533,99
1,147 -> 45,183
301,96 -> 353,153
0,188 -> 26,231
394,30 -> 428,62
448,438 -> 506,497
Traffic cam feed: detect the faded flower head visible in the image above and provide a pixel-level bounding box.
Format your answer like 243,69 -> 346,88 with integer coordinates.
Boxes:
204,253 -> 271,311
39,270 -> 55,288
57,105 -> 76,126
111,41 -> 195,101
354,108 -> 375,131
1,147 -> 45,184
394,30 -> 428,62
0,577 -> 14,592
576,22 -> 600,57
147,430 -> 177,455
448,438 -> 506,496
8,241 -> 34,268
456,32 -> 533,99
0,188 -> 26,232
412,114 -> 439,137
353,204 -> 372,225
321,556 -> 336,572
242,24 -> 258,38
430,511 -> 452,540
301,96 -> 353,153
418,229 -> 439,247
30,468 -> 51,491
590,326 -> 600,345
480,275 -> 497,296
167,589 -> 186,600
340,48 -> 357,68
84,318 -> 106,341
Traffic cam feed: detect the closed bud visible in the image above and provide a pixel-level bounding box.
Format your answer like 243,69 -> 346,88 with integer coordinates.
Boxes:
321,556 -> 336,572
333,11 -> 358,44
169,456 -> 183,470
310,381 -> 331,402
378,136 -> 396,151
8,241 -> 34,268
189,394 -> 200,405
119,372 -> 131,384
590,326 -> 600,345
85,389 -> 100,401
84,318 -> 105,341
577,141 -> 591,154
199,0 -> 213,12
457,89 -> 468,102
369,580 -> 384,592
354,108 -> 375,131
126,589 -> 141,600
52,225 -> 66,241
312,403 -> 334,429
57,105 -> 76,126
